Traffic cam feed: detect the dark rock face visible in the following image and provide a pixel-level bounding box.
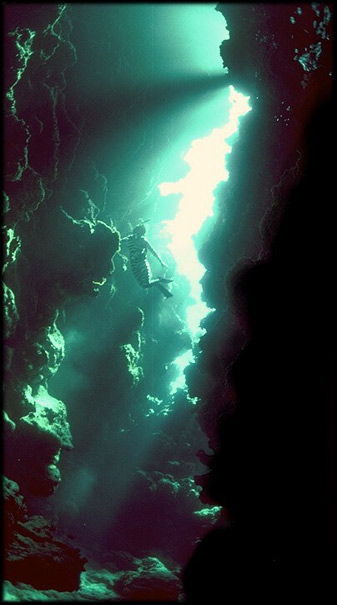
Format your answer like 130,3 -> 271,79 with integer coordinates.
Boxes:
5,385 -> 73,497
114,557 -> 183,601
4,478 -> 87,592
3,4 -> 117,591
183,3 -> 334,602
4,513 -> 87,592
103,468 -> 222,566
4,478 -> 28,542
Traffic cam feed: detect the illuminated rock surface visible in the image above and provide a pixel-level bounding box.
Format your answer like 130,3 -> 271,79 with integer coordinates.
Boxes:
3,2 -> 333,601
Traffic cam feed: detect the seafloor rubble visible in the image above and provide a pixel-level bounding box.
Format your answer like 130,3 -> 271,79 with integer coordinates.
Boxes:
3,2 -> 333,601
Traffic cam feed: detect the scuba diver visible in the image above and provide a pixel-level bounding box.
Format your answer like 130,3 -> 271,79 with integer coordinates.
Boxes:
122,222 -> 173,298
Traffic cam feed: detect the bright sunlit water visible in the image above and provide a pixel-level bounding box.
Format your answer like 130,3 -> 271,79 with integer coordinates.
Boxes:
160,85 -> 252,395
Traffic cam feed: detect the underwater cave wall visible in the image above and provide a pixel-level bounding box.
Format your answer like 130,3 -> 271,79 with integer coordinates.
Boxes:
183,3 -> 334,602
3,2 -> 121,496
3,3 -> 122,591
188,1 -> 333,440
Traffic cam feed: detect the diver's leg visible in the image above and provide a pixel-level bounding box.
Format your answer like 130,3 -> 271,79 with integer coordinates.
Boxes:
147,277 -> 172,287
146,278 -> 160,287
155,283 -> 173,298
146,277 -> 173,285
143,279 -> 172,297
159,276 -> 173,283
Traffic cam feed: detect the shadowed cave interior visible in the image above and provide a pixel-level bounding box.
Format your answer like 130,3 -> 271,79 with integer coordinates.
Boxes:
3,3 -> 334,602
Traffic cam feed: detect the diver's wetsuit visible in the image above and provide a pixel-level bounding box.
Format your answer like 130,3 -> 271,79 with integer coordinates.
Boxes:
122,233 -> 172,298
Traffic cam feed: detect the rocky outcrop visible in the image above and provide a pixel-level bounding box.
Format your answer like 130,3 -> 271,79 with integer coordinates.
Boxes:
104,468 -> 222,566
4,512 -> 87,591
5,386 -> 73,497
3,3 -> 119,591
4,478 -> 28,541
183,3 -> 334,601
4,477 -> 87,592
188,4 -> 333,443
114,557 -> 183,602
3,2 -> 121,494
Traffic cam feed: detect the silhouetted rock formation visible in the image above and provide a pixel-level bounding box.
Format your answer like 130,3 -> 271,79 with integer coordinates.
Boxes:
4,509 -> 87,592
183,3 -> 334,602
114,557 -> 183,601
